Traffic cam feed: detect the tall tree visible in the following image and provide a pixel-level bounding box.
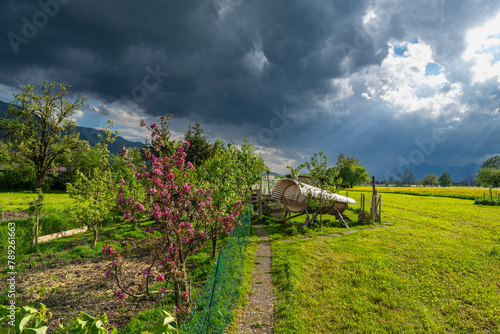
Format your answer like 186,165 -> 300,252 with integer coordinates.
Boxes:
67,121 -> 117,248
421,174 -> 438,186
334,153 -> 370,188
184,123 -> 212,166
480,155 -> 500,169
477,156 -> 500,187
0,82 -> 85,189
438,172 -> 453,187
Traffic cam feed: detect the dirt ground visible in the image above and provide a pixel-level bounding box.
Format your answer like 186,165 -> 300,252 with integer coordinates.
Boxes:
1,235 -> 167,332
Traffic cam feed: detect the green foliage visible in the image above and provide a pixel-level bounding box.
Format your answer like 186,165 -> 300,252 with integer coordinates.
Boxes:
480,155 -> 500,169
67,121 -> 117,248
184,123 -> 213,166
0,82 -> 86,189
421,174 -> 438,186
141,310 -> 178,334
335,153 -> 370,188
474,198 -> 500,206
438,172 -> 453,187
0,303 -> 51,333
477,168 -> 500,188
230,139 -> 267,198
55,311 -> 116,334
0,165 -> 36,191
270,193 -> 500,333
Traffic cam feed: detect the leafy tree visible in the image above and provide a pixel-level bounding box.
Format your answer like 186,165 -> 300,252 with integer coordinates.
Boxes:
142,115 -> 176,159
477,155 -> 500,188
197,141 -> 240,256
302,152 -> 337,227
421,174 -> 438,186
230,139 -> 267,198
334,153 -> 370,188
477,168 -> 500,188
0,82 -> 86,189
438,172 -> 453,187
109,120 -> 242,317
197,138 -> 265,256
67,121 -> 117,248
183,123 -> 212,166
481,155 -> 500,169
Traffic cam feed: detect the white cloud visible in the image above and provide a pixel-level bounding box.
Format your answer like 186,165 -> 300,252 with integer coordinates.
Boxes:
463,11 -> 500,84
243,47 -> 269,75
353,40 -> 466,120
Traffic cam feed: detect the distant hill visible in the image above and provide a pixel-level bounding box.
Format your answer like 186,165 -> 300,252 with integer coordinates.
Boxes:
0,100 -> 143,154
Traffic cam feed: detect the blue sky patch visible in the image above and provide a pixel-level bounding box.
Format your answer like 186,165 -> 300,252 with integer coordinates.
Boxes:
425,62 -> 442,76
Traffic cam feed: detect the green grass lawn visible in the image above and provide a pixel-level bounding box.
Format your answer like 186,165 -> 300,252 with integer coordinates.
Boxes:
0,190 -> 74,212
269,193 -> 500,333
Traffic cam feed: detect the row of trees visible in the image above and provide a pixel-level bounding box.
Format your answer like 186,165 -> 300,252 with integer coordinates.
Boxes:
287,152 -> 370,189
390,156 -> 500,188
0,82 -> 267,315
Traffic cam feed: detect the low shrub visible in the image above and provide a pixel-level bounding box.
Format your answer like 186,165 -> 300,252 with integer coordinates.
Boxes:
474,198 -> 500,206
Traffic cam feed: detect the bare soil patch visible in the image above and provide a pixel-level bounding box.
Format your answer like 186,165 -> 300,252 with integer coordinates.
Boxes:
0,235 -> 167,332
1,211 -> 29,221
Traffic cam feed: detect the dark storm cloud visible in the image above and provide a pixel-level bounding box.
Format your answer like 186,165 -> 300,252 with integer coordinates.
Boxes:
1,0 -> 499,174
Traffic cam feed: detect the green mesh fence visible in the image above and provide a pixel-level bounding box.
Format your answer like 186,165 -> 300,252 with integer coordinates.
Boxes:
179,206 -> 252,334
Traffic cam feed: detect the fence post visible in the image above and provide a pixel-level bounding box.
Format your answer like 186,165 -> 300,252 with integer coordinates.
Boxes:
258,176 -> 262,219
206,246 -> 224,333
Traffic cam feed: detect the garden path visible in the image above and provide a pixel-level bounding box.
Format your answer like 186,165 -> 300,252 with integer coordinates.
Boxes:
236,225 -> 275,333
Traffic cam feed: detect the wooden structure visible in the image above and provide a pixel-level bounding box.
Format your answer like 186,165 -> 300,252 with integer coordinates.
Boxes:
271,179 -> 356,228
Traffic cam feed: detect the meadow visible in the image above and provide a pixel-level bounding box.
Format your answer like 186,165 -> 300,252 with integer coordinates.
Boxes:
350,186 -> 500,200
269,192 -> 500,333
2,188 -> 500,333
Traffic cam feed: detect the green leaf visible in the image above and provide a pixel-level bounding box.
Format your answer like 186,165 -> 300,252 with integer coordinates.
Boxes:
79,312 -> 95,323
24,326 -> 48,334
16,313 -> 35,332
0,327 -> 9,334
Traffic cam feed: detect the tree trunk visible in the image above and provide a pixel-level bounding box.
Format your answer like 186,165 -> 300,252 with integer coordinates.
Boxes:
35,215 -> 39,251
173,280 -> 181,310
36,173 -> 45,189
92,225 -> 98,249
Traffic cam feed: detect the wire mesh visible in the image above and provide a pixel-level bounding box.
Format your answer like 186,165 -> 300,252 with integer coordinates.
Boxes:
179,206 -> 252,334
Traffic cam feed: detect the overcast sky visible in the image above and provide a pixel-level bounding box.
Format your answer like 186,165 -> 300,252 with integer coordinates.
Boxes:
1,0 -> 499,179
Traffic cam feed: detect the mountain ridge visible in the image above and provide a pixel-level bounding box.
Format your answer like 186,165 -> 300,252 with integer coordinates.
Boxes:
0,100 -> 143,154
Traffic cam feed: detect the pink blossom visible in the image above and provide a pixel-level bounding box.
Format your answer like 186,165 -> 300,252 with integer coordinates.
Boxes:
120,179 -> 125,185
112,260 -> 118,267
156,274 -> 165,282
186,162 -> 194,169
184,141 -> 190,146
152,122 -> 158,127
182,291 -> 189,299
142,268 -> 149,276
105,270 -> 111,278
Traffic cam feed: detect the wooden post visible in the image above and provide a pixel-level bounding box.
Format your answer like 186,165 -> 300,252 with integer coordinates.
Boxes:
371,176 -> 377,223
266,170 -> 271,195
258,176 -> 263,219
378,195 -> 382,223
362,193 -> 365,214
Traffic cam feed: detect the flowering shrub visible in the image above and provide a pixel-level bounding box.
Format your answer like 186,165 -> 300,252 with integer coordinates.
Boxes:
103,118 -> 243,317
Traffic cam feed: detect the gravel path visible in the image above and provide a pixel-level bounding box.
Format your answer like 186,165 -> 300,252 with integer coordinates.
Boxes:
236,225 -> 274,333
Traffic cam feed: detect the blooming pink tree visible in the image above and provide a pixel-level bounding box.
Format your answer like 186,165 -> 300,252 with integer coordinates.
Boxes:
104,118 -> 243,316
